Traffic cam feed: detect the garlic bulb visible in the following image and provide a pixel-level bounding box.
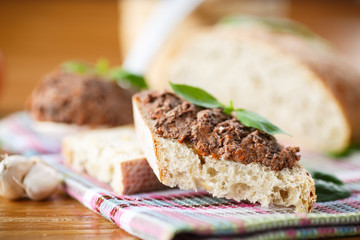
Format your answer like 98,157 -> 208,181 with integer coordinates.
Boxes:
24,161 -> 59,200
0,155 -> 35,200
0,155 -> 59,200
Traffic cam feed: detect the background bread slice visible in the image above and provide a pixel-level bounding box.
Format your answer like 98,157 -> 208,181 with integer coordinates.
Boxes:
133,96 -> 316,213
146,22 -> 360,154
62,125 -> 165,195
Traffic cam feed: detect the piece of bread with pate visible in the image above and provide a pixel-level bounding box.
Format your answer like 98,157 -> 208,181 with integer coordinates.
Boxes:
132,91 -> 316,213
28,69 -> 134,127
62,125 -> 165,195
147,17 -> 360,154
27,61 -> 137,144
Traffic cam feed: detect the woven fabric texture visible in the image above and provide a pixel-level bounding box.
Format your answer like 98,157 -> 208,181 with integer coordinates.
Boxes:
1,112 -> 360,240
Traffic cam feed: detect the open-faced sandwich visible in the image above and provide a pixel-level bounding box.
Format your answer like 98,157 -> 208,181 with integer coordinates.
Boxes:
27,60 -> 147,141
132,84 -> 316,213
27,60 -> 135,128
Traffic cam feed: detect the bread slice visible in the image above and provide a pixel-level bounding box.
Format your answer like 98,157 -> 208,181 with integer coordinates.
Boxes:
62,125 -> 165,195
147,21 -> 360,154
133,93 -> 316,213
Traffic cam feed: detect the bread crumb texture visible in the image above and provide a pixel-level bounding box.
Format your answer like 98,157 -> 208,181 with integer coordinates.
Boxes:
156,137 -> 315,213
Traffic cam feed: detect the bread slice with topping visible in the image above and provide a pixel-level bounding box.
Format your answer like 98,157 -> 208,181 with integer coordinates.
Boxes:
133,91 -> 316,213
62,125 -> 165,195
28,70 -> 134,127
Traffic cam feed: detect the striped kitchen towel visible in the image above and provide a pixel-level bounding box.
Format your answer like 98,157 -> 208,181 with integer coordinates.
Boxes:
42,154 -> 360,240
2,112 -> 360,240
0,111 -> 61,155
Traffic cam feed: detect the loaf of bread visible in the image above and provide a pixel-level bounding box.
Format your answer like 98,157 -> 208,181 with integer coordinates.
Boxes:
62,125 -> 165,195
147,17 -> 360,154
133,91 -> 316,213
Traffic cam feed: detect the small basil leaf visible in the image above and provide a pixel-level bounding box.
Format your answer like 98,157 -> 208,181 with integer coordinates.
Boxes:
310,170 -> 344,186
327,144 -> 360,158
223,100 -> 234,115
170,82 -> 222,109
235,109 -> 289,136
62,61 -> 92,75
109,68 -> 148,90
314,179 -> 350,202
95,58 -> 110,76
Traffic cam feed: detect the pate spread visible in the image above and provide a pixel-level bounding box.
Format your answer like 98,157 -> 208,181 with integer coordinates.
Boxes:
28,71 -> 134,126
136,91 -> 300,171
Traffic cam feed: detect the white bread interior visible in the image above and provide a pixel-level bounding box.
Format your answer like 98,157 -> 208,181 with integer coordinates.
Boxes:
148,25 -> 360,154
133,97 -> 316,213
62,125 -> 164,195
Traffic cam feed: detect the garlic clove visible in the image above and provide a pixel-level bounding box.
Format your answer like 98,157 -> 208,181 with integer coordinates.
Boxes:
0,155 -> 35,200
23,162 -> 59,201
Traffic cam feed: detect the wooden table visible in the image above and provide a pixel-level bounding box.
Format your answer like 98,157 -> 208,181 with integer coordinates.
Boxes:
0,191 -> 138,240
1,191 -> 358,240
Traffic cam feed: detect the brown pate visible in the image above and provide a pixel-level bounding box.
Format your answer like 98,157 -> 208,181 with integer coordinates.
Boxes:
136,91 -> 300,171
28,70 -> 134,126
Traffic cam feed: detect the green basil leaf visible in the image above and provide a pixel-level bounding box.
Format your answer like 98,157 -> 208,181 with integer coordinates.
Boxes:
109,68 -> 148,90
170,82 -> 223,109
62,61 -> 92,75
95,58 -> 110,76
314,179 -> 350,202
169,83 -> 289,136
309,170 -> 351,202
327,144 -> 360,158
235,109 -> 289,136
223,100 -> 234,115
310,170 -> 344,186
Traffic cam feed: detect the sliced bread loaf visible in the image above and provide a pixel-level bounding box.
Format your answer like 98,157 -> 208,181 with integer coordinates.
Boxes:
148,18 -> 360,153
62,125 -> 165,195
